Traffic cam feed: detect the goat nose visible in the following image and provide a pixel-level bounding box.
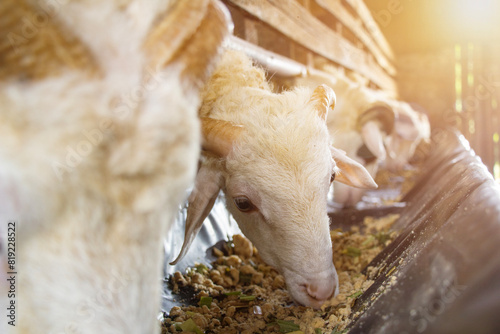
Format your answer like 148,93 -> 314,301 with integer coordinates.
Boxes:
306,281 -> 335,301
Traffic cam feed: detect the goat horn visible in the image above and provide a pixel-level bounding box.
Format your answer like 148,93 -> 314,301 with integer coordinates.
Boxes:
201,117 -> 244,157
309,84 -> 336,121
144,0 -> 231,88
357,104 -> 395,134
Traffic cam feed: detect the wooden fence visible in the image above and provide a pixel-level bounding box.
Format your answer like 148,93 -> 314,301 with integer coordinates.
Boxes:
219,0 -> 500,180
221,0 -> 397,93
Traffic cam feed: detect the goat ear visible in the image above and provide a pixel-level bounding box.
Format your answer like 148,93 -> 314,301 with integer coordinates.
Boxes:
360,121 -> 387,160
331,146 -> 378,189
170,164 -> 223,265
309,84 -> 336,121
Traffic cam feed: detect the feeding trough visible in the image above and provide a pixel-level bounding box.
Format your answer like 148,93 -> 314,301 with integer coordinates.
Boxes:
161,127 -> 500,333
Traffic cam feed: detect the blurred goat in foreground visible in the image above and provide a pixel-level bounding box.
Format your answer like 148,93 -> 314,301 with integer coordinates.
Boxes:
0,0 -> 229,333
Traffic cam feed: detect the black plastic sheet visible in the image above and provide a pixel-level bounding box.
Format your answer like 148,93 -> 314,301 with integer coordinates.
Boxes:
161,196 -> 241,311
346,128 -> 500,334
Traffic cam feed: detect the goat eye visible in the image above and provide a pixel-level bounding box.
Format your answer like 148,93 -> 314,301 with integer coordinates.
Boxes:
234,196 -> 255,212
330,172 -> 336,183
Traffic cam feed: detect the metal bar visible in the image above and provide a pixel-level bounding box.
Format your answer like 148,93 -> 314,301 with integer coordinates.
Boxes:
224,35 -> 307,77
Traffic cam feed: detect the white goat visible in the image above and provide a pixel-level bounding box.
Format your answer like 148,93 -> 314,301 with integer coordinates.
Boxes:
302,70 -> 432,206
382,101 -> 431,172
0,0 -> 229,333
171,50 -> 377,309
296,69 -> 395,207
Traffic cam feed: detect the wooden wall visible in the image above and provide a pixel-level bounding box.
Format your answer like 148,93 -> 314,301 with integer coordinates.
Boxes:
456,43 -> 500,178
396,48 -> 456,127
397,43 -> 500,179
221,0 -> 397,94
220,0 -> 500,180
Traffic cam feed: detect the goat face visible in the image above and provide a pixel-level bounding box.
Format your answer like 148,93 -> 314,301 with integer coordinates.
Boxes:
172,85 -> 377,308
384,102 -> 431,172
330,104 -> 394,207
225,122 -> 337,307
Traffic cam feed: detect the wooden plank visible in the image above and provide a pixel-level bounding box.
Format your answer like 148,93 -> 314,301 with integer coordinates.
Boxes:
314,0 -> 396,76
345,0 -> 394,61
225,0 -> 396,92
